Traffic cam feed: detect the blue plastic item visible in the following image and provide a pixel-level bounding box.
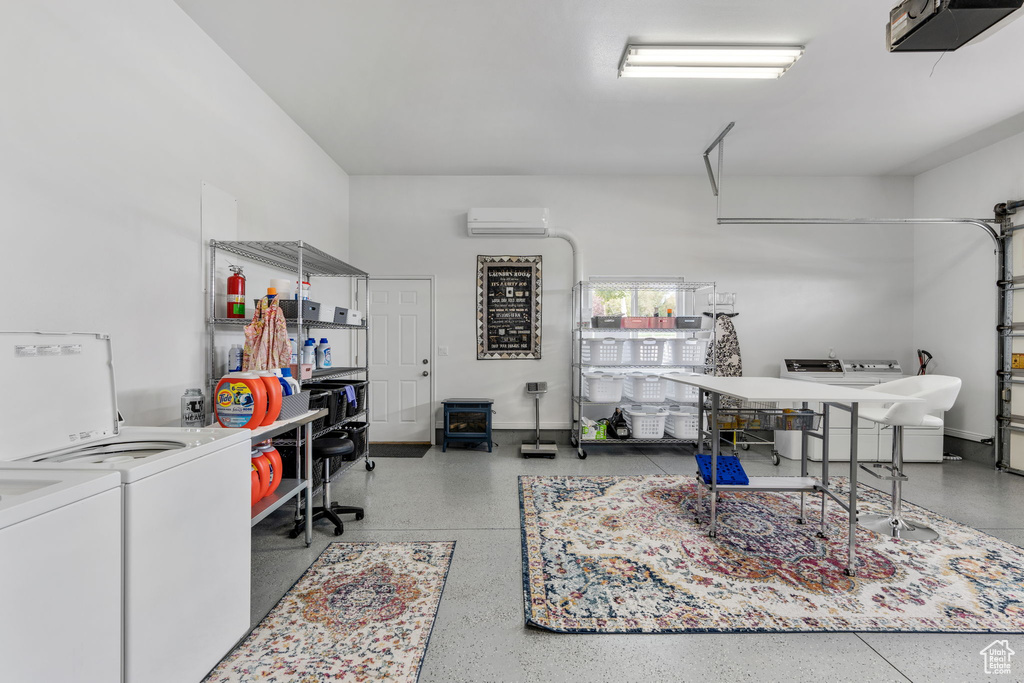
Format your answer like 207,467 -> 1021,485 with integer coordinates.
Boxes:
694,454 -> 749,485
344,384 -> 357,408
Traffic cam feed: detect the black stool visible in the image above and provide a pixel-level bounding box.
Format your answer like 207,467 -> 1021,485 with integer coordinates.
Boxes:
289,437 -> 364,537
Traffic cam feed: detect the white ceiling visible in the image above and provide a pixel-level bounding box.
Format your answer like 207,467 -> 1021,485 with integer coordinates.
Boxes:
173,0 -> 1024,176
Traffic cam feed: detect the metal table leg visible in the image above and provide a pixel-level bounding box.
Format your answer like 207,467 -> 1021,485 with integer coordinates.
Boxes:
304,421 -> 313,547
819,405 -> 830,538
709,392 -> 720,538
847,402 -> 859,577
799,401 -> 808,524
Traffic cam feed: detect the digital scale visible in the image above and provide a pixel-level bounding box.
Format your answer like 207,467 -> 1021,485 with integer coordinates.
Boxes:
521,382 -> 557,458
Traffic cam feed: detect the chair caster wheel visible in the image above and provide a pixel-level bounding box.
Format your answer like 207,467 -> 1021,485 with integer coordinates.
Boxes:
334,527 -> 344,536
288,528 -> 301,539
356,512 -> 365,520
366,460 -> 376,471
578,452 -> 587,459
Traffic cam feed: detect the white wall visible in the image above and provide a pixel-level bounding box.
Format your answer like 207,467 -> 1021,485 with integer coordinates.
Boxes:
0,1 -> 350,426
351,175 -> 915,429
913,130 -> 1024,441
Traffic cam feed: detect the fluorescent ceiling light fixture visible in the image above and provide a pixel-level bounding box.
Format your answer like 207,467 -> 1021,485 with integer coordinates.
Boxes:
619,45 -> 804,79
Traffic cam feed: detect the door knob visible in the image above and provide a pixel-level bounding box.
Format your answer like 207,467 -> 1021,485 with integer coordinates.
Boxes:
422,370 -> 429,377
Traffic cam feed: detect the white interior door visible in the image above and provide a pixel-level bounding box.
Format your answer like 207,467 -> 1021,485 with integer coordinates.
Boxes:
368,278 -> 433,443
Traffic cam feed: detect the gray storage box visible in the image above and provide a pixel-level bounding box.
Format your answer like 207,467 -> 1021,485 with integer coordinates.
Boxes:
332,306 -> 349,324
591,316 -> 623,328
278,299 -> 320,320
674,316 -> 703,329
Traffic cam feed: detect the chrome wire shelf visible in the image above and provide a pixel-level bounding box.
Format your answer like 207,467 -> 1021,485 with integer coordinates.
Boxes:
273,411 -> 367,446
210,240 -> 367,278
573,397 -> 698,406
578,437 -> 698,445
309,366 -> 367,381
209,317 -> 367,331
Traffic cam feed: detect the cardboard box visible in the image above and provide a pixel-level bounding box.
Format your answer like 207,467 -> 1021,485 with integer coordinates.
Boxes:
1014,353 -> 1024,370
290,363 -> 313,380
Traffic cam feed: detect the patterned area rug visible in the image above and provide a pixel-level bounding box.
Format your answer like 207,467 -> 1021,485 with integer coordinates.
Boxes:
520,475 -> 1024,634
206,541 -> 454,682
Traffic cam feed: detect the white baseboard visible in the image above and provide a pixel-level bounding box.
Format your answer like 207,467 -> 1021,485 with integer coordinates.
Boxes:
944,428 -> 992,442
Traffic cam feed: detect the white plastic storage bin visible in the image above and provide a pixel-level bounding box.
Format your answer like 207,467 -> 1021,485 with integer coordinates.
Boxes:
627,338 -> 666,365
623,373 -> 667,403
623,405 -> 668,439
665,405 -> 699,440
668,339 -> 708,366
581,338 -> 627,366
582,372 -> 625,403
664,372 -> 701,403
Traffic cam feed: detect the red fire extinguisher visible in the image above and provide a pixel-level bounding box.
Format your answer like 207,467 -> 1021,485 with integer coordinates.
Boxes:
227,265 -> 246,318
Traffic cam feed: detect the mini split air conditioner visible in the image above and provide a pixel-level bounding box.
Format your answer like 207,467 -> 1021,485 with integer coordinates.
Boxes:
467,208 -> 549,237
887,0 -> 1023,52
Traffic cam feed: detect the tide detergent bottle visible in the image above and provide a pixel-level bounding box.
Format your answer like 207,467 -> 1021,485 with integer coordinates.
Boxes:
214,372 -> 267,429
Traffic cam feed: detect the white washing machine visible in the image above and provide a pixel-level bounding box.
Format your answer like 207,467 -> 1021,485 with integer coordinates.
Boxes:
775,358 -> 943,463
0,468 -> 122,683
0,332 -> 251,683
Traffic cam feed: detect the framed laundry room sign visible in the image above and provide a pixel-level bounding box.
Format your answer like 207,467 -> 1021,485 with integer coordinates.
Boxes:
476,255 -> 542,360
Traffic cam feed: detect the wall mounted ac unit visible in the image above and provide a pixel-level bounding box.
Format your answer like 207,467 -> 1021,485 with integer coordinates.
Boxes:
467,208 -> 549,237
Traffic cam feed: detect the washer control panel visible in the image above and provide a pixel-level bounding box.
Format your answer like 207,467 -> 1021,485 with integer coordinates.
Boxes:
843,360 -> 902,375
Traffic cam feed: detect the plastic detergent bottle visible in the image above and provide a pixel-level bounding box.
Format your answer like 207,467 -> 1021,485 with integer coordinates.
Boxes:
255,371 -> 282,425
227,344 -> 243,373
256,444 -> 283,497
251,462 -> 262,506
302,338 -> 316,365
316,338 -> 332,369
289,337 -> 298,366
274,370 -> 292,397
251,449 -> 271,500
280,367 -> 301,396
214,372 -> 267,429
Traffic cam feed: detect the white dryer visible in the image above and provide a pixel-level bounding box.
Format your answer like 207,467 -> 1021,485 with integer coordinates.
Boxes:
0,332 -> 251,683
775,358 -> 943,463
0,468 -> 122,683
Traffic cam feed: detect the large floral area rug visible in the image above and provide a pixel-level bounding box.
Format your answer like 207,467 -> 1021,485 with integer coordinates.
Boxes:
520,475 -> 1024,634
206,541 -> 454,682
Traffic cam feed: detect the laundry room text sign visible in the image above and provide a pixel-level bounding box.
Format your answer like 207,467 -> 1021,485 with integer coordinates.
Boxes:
476,255 -> 542,360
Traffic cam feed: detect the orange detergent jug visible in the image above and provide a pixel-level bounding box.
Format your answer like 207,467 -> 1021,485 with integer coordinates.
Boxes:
257,443 -> 283,497
255,371 -> 282,425
251,449 -> 272,500
251,464 -> 262,506
214,372 -> 267,429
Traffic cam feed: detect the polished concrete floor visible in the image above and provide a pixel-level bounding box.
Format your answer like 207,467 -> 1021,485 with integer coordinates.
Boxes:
251,438 -> 1024,683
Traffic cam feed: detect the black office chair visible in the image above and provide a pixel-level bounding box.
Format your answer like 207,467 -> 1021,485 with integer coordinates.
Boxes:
289,437 -> 364,537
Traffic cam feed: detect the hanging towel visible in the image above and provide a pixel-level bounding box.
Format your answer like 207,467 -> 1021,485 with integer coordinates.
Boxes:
344,384 -> 357,409
243,296 -> 291,371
